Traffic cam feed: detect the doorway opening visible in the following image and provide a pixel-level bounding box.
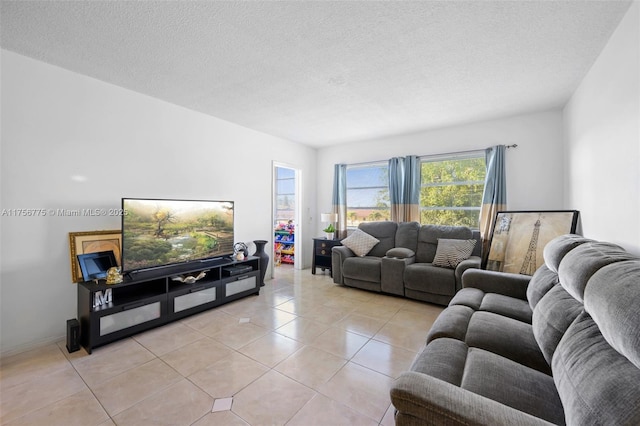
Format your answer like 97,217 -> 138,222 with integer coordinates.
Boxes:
273,163 -> 301,276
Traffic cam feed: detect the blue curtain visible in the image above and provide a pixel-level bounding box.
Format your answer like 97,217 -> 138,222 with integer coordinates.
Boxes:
404,155 -> 421,222
389,155 -> 421,222
389,157 -> 404,221
332,164 -> 348,239
479,145 -> 507,263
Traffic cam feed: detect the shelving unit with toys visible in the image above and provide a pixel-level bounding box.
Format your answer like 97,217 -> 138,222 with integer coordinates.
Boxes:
274,221 -> 295,266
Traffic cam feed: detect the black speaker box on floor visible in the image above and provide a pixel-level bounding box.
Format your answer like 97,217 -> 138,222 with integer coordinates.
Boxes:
66,318 -> 80,353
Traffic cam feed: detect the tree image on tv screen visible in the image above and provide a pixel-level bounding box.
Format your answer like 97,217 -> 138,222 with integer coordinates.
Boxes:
122,199 -> 234,271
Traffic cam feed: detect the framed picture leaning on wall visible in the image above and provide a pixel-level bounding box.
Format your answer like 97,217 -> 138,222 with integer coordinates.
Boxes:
69,230 -> 122,283
484,210 -> 579,275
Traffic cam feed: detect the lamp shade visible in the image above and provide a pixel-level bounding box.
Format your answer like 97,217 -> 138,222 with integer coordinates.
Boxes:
320,213 -> 337,223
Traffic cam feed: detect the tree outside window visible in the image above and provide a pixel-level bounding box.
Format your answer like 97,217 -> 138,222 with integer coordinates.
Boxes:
420,155 -> 486,228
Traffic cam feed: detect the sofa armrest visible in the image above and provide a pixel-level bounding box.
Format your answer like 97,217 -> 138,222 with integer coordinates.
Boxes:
454,256 -> 481,292
461,269 -> 531,300
386,247 -> 415,259
391,371 -> 553,426
381,255 -> 415,296
332,245 -> 355,284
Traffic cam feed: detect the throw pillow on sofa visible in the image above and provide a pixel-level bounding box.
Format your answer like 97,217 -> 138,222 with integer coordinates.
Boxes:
433,238 -> 476,268
341,229 -> 380,257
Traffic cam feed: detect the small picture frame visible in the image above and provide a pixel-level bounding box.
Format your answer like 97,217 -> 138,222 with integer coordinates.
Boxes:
77,250 -> 118,282
69,230 -> 122,283
485,210 -> 579,275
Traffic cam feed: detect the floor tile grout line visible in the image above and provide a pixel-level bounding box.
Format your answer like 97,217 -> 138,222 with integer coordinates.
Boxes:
1,270 -> 440,425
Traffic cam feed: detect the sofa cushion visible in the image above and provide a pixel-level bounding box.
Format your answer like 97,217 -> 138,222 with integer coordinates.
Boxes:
432,238 -> 476,269
412,338 -> 564,425
395,221 -> 420,252
462,348 -> 565,425
553,311 -> 640,426
357,221 -> 397,257
342,256 -> 381,283
558,241 -> 634,302
449,289 -> 532,323
532,284 -> 583,365
526,265 -> 560,310
449,287 -> 485,310
542,234 -> 592,273
426,305 -> 475,343
341,228 -> 380,257
404,263 -> 456,296
415,225 -> 473,263
479,294 -> 532,323
410,338 -> 468,386
466,311 -> 550,374
584,260 -> 640,369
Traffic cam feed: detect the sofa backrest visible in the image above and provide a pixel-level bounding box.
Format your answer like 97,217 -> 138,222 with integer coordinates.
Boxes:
552,259 -> 640,425
471,230 -> 482,257
415,225 -> 474,263
527,234 -> 592,309
526,234 -> 640,424
358,221 -> 398,257
531,239 -> 636,366
395,221 -> 420,252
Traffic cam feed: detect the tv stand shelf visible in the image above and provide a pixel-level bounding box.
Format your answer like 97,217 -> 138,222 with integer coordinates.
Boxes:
77,256 -> 260,353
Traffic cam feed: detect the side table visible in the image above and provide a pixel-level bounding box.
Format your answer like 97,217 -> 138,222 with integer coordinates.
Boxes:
312,238 -> 341,276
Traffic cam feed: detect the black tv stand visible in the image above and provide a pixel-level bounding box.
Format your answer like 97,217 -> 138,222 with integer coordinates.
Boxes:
77,256 -> 260,353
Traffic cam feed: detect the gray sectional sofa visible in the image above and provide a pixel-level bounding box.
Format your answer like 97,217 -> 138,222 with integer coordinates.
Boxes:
332,221 -> 482,305
390,234 -> 640,425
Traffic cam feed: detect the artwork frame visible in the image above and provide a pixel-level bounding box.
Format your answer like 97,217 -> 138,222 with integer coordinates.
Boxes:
69,230 -> 122,283
484,210 -> 579,275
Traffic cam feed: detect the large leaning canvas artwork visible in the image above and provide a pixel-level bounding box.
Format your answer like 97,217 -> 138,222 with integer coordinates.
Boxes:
485,210 -> 579,275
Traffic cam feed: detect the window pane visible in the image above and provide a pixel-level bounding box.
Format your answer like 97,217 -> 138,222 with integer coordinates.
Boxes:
277,168 -> 295,179
420,155 -> 486,228
347,167 -> 387,188
275,167 -> 295,224
347,188 -> 390,208
346,163 -> 389,227
277,179 -> 295,195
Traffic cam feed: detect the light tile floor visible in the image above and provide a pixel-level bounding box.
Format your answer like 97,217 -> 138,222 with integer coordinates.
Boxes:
0,267 -> 443,426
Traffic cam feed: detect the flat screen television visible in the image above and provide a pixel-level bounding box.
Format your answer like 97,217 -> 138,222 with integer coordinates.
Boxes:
122,198 -> 234,272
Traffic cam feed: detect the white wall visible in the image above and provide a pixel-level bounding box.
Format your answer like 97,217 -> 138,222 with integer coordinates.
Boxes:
0,50 -> 317,355
563,2 -> 640,255
316,109 -> 565,232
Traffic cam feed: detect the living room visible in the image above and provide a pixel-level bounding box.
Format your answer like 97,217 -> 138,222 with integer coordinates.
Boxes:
1,1 -> 639,424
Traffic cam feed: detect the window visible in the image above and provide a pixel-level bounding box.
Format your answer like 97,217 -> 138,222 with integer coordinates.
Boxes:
420,152 -> 486,228
346,163 -> 390,227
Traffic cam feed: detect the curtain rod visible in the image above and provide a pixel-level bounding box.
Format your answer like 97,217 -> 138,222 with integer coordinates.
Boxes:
344,144 -> 518,167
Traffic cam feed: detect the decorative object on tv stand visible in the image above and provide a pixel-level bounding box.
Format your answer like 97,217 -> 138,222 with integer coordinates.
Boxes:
105,266 -> 123,285
234,242 -> 249,259
253,240 -> 269,286
76,250 -> 118,283
321,213 -> 337,240
170,269 -> 209,284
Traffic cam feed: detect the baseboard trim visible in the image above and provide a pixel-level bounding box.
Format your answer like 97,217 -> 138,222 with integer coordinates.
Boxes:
0,334 -> 66,359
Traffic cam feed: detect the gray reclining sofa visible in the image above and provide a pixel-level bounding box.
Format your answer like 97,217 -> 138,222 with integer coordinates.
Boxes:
390,234 -> 640,425
332,221 -> 481,305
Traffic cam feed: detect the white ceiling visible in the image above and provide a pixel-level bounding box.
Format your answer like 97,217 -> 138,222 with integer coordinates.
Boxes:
0,1 -> 632,148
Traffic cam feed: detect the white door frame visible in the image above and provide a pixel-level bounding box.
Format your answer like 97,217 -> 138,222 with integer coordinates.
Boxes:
272,161 -> 302,276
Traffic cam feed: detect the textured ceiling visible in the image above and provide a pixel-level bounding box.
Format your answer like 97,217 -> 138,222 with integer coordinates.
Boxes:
0,1 -> 632,148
